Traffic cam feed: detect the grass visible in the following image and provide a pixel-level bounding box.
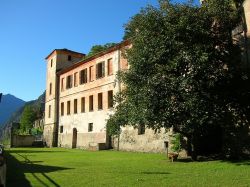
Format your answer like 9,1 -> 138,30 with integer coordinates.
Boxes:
5,148 -> 250,187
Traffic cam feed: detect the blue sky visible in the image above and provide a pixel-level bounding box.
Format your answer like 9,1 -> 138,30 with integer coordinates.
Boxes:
0,0 -> 199,101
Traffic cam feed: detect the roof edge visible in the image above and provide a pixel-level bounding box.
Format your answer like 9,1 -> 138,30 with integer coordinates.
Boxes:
45,49 -> 85,60
57,40 -> 130,75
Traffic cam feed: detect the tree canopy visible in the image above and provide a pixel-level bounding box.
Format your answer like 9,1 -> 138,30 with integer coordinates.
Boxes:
87,43 -> 117,57
20,105 -> 37,133
107,0 -> 250,159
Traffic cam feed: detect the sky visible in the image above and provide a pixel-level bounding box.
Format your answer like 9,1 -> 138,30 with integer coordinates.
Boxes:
0,0 -> 199,102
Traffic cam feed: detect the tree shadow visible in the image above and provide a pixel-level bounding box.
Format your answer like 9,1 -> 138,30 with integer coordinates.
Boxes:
220,160 -> 250,166
6,151 -> 72,187
7,149 -> 68,154
141,171 -> 170,175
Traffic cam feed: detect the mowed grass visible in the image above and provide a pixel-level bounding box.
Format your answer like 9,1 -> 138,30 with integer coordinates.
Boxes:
5,148 -> 250,187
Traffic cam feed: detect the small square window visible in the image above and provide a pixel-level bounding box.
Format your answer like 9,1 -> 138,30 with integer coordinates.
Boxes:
88,123 -> 93,132
68,55 -> 72,61
60,126 -> 63,133
138,124 -> 145,135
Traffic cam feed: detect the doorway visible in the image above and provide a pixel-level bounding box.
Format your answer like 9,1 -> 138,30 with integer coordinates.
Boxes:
72,128 -> 77,148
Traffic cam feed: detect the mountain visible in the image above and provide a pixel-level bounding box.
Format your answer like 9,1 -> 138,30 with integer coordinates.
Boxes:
0,94 -> 26,126
0,92 -> 45,141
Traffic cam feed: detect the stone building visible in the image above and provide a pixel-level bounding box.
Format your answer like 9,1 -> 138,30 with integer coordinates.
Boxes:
44,1 -> 250,153
44,41 -> 174,152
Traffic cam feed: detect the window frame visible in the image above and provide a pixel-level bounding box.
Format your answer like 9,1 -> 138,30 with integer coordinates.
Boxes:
80,68 -> 88,84
61,102 -> 64,116
88,123 -> 93,132
67,101 -> 71,115
96,61 -> 105,79
74,99 -> 78,114
107,58 -> 113,76
89,95 -> 94,112
108,90 -> 113,108
81,97 -> 85,113
66,75 -> 73,89
98,93 -> 103,110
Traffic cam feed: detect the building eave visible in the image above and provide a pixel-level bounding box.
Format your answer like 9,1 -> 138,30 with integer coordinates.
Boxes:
56,40 -> 131,76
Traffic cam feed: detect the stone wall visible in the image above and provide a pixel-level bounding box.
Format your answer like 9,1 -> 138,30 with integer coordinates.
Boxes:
113,126 -> 172,153
11,135 -> 35,147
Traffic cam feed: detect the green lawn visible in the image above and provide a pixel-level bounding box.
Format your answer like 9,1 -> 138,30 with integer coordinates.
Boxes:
5,148 -> 250,187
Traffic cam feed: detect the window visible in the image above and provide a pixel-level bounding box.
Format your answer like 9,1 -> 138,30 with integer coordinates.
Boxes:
61,78 -> 65,91
80,69 -> 87,84
138,124 -> 145,135
48,105 -> 51,118
98,93 -> 103,110
74,72 -> 78,87
108,90 -> 113,108
61,102 -> 64,116
66,75 -> 73,89
88,123 -> 93,132
67,101 -> 71,115
68,55 -> 72,61
60,126 -> 63,133
81,97 -> 85,113
107,58 -> 113,75
49,83 -> 52,95
89,95 -> 93,111
89,66 -> 94,81
96,61 -> 105,79
51,59 -> 53,67
74,99 -> 78,114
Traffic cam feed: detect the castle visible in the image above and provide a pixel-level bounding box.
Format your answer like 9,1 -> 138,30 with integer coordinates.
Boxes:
44,40 -> 172,152
44,0 -> 250,153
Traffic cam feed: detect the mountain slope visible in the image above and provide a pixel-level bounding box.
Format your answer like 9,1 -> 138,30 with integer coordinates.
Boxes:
0,94 -> 26,126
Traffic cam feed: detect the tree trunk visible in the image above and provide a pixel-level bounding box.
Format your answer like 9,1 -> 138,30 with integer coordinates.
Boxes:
191,134 -> 198,161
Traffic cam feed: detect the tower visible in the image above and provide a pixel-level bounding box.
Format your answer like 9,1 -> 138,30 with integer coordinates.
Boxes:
44,49 -> 85,147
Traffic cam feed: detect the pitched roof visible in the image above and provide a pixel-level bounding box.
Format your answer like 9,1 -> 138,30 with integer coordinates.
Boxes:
45,48 -> 85,60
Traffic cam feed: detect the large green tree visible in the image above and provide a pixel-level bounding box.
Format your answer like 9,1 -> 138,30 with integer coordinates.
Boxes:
108,0 -> 250,159
20,105 -> 37,133
87,43 -> 117,57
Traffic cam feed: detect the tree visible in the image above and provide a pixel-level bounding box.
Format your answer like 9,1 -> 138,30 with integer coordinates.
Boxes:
87,43 -> 117,57
107,0 -> 250,159
20,105 -> 37,134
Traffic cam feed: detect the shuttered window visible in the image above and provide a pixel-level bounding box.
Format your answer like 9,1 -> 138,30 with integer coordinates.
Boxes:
96,61 -> 105,79
80,68 -> 88,84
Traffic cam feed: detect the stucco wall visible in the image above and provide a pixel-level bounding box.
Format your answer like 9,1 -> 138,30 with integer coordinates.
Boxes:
11,135 -> 35,147
57,49 -> 126,149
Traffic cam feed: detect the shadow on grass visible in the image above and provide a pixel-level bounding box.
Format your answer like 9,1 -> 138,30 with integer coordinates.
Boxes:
7,149 -> 67,154
6,151 -> 72,187
220,160 -> 250,166
141,171 -> 170,175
